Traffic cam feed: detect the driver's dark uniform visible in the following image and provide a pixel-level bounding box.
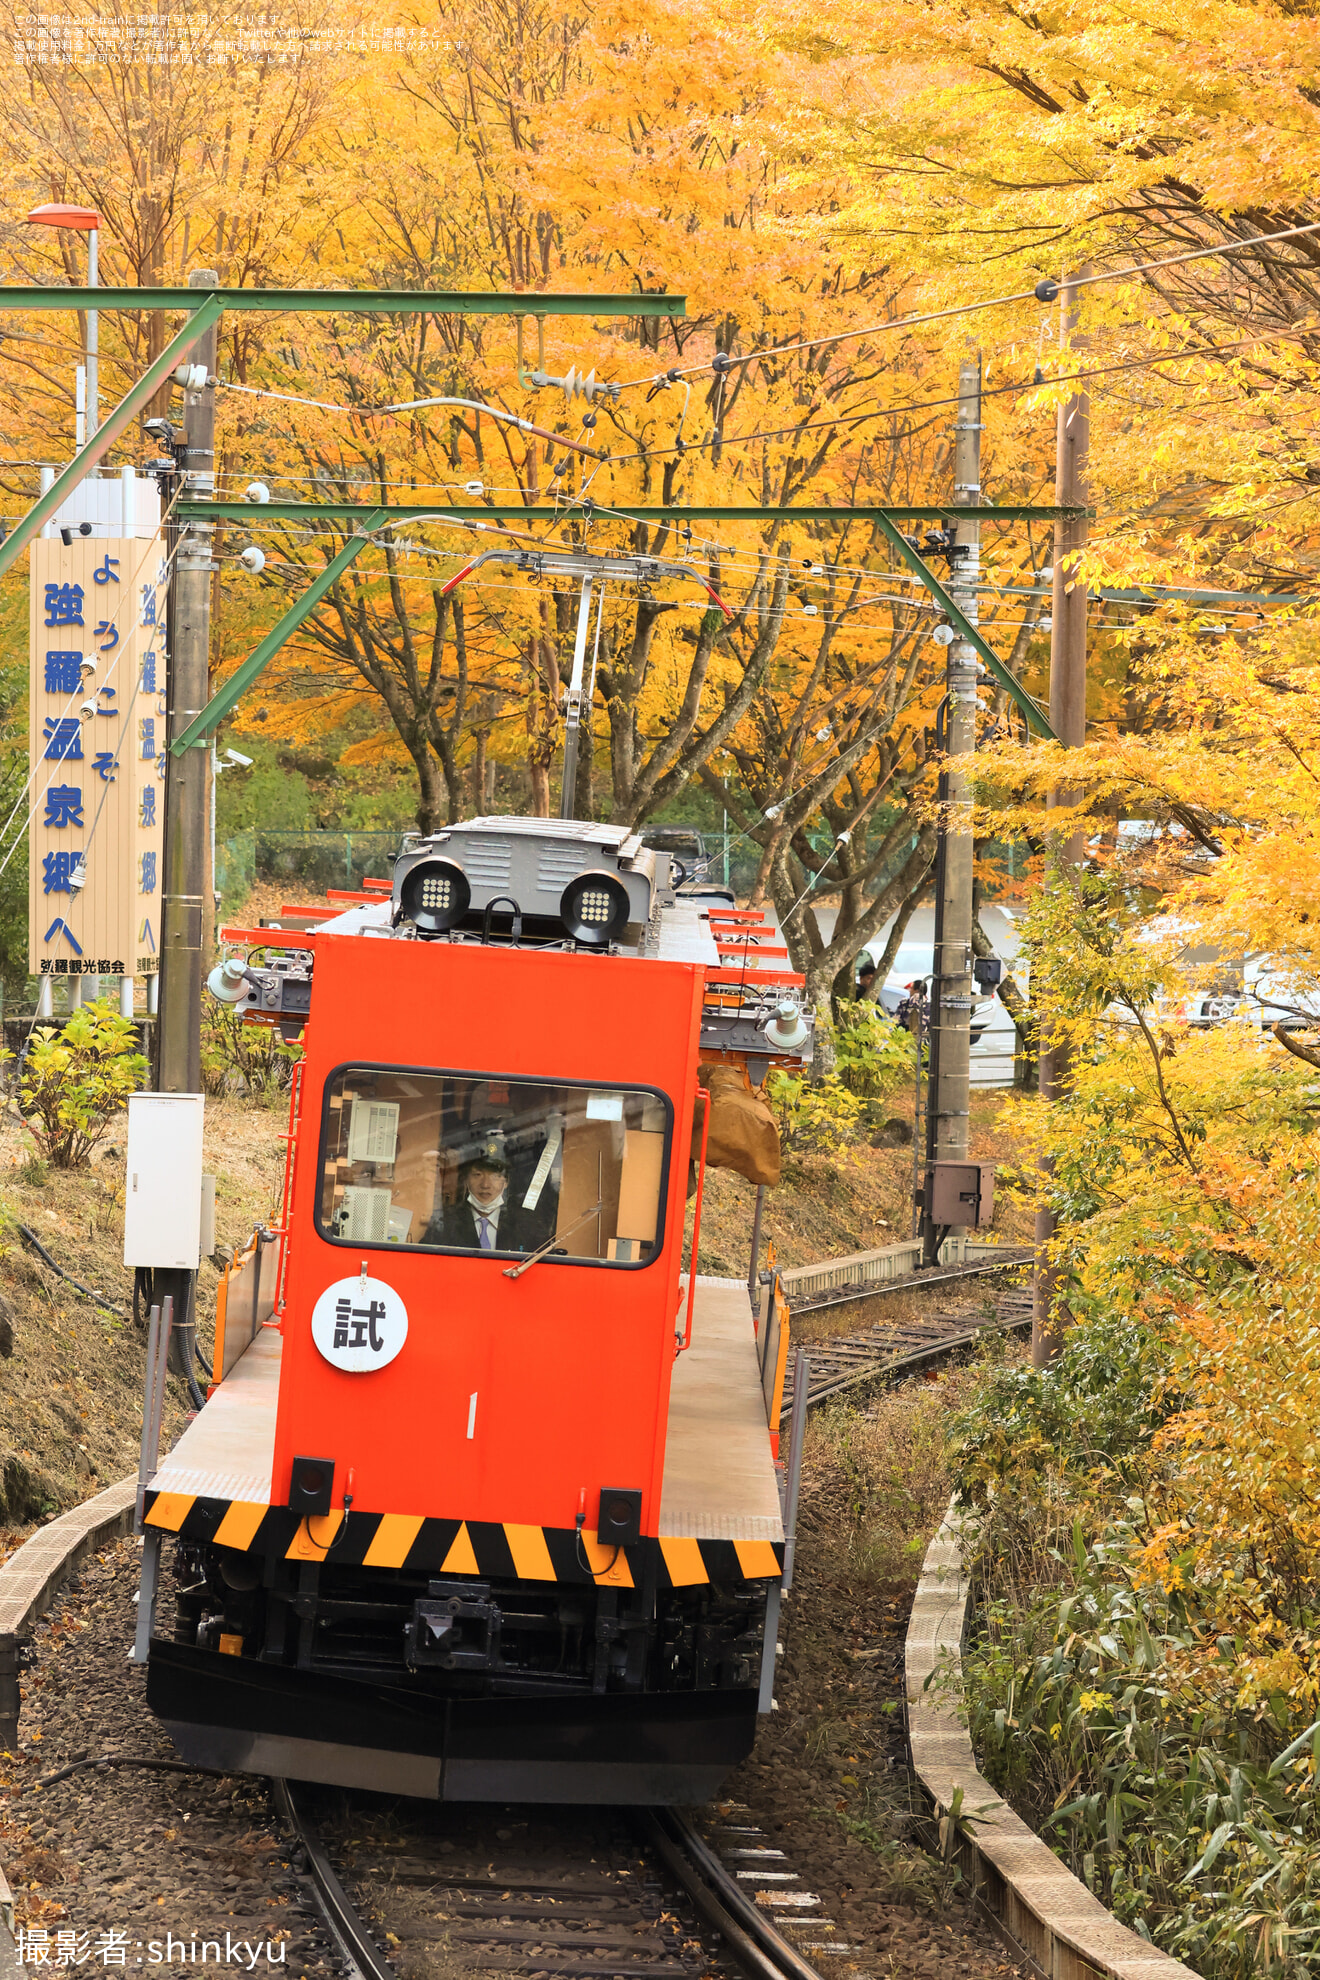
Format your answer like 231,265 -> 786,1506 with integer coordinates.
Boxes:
423,1196 -> 541,1251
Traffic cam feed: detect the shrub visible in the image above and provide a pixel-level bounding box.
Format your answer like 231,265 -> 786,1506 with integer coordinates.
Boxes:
18,1001 -> 147,1169
200,1002 -> 301,1098
952,1233 -> 1320,1977
764,1063 -> 864,1151
833,1000 -> 918,1099
765,1008 -> 915,1152
949,1304 -> 1173,1519
961,1524 -> 1320,1978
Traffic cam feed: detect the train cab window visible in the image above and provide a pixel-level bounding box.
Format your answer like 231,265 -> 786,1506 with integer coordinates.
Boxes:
317,1069 -> 670,1266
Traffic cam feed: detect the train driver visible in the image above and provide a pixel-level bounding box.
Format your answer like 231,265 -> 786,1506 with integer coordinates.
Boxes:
424,1149 -> 540,1253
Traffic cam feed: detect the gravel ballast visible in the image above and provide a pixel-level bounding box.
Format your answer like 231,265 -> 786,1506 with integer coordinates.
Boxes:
0,1536 -> 337,1977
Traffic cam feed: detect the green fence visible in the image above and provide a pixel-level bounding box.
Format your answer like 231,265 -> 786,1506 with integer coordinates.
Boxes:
217,829 -> 400,901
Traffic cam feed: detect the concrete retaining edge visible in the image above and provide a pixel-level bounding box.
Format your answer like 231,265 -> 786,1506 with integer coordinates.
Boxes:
779,1235 -> 1005,1299
905,1503 -> 1198,1980
0,1473 -> 138,1944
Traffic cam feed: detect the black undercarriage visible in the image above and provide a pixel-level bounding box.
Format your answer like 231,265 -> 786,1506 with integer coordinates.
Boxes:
148,1539 -> 771,1801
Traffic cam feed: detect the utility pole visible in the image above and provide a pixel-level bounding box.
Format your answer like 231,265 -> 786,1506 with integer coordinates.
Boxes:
158,269 -> 218,1101
1032,275 -> 1089,1366
921,358 -> 980,1264
155,269 -> 218,1376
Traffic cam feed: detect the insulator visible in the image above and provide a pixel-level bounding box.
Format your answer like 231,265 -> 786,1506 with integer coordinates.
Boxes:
529,365 -> 620,405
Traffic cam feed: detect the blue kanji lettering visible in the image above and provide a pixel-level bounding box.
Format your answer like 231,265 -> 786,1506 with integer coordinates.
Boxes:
42,851 -> 78,894
92,554 -> 120,585
43,651 -> 82,695
140,584 -> 157,629
43,786 -> 83,830
140,652 -> 157,693
44,582 -> 84,628
42,717 -> 82,761
138,787 -> 156,828
43,917 -> 83,955
139,717 -> 155,760
139,851 -> 156,894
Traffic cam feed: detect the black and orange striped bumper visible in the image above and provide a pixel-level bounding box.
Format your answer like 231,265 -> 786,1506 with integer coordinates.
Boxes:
142,1489 -> 783,1587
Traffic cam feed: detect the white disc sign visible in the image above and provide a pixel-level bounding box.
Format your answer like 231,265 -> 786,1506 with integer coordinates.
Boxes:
312,1274 -> 408,1373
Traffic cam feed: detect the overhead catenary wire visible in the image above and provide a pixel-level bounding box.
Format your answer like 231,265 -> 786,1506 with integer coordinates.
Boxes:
613,218 -> 1320,394
597,318 -> 1320,467
217,382 -> 604,458
227,496 -> 1316,621
244,521 -> 1312,643
203,276 -> 1320,496
8,232 -> 1318,573
229,560 -> 940,636
251,564 -> 1278,651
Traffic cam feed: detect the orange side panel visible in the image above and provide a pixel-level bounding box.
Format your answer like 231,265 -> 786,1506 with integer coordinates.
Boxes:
211,1261 -> 230,1398
768,1295 -> 791,1436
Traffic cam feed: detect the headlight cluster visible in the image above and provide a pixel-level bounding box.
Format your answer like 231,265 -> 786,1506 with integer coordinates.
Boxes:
396,860 -> 631,946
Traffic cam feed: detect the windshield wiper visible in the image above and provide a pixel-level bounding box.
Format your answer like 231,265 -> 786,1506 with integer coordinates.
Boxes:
503,1200 -> 603,1279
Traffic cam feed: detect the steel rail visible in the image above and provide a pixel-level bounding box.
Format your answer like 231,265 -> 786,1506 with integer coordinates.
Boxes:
273,1777 -> 393,1980
276,1777 -> 834,1980
637,1808 -> 826,1980
786,1309 -> 1033,1418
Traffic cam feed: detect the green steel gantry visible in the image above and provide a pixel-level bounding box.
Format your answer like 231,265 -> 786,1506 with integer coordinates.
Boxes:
168,500 -> 1069,746
0,282 -> 1063,747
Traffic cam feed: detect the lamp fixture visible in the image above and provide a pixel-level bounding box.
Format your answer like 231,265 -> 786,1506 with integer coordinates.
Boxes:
560,870 -> 631,947
397,857 -> 471,935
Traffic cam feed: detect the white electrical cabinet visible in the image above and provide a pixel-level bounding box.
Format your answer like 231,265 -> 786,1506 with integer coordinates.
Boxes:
123,1093 -> 206,1271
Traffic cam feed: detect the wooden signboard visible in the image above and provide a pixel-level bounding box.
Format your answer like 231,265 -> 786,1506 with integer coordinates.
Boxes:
28,533 -> 166,984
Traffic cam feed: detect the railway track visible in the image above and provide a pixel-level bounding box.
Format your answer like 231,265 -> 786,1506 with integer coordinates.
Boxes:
275,1271 -> 1036,1980
277,1780 -> 834,1980
784,1284 -> 1034,1415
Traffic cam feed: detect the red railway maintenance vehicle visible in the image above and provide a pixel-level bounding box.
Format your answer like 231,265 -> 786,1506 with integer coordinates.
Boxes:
131,816 -> 812,1802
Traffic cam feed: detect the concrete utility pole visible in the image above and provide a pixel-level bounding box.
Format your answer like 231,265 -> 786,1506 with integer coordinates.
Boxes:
922,358 -> 981,1264
158,268 -> 219,1100
1032,275 -> 1089,1366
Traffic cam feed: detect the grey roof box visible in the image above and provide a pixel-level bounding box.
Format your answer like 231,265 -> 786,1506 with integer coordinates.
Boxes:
394,815 -> 664,932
